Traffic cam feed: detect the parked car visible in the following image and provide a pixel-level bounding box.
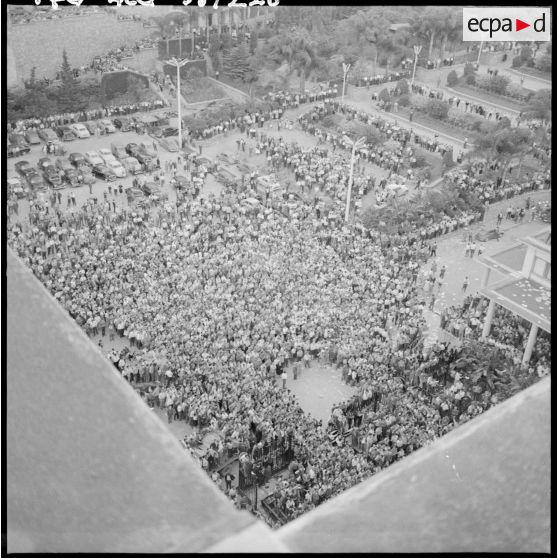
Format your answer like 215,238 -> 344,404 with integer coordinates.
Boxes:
139,141 -> 157,157
9,133 -> 28,147
159,137 -> 179,152
98,148 -> 117,165
27,172 -> 47,192
113,117 -> 133,132
125,143 -> 140,157
38,157 -> 54,171
62,168 -> 80,187
125,186 -> 144,200
24,130 -> 41,145
135,151 -> 153,167
161,126 -> 178,138
38,128 -> 59,142
77,165 -> 96,185
8,176 -> 29,198
105,159 -> 127,178
15,160 -> 34,178
121,156 -> 143,175
149,127 -> 164,139
99,119 -> 116,134
8,144 -> 30,158
84,151 -> 104,167
84,121 -> 100,135
141,182 -> 166,199
55,158 -> 74,172
111,143 -> 127,160
69,152 -> 87,168
43,165 -> 62,187
92,164 -> 117,181
170,175 -> 189,190
69,123 -> 91,139
55,126 -> 76,142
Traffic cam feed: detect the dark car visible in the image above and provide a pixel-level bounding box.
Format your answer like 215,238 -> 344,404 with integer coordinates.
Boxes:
55,158 -> 74,172
62,168 -> 80,187
15,160 -> 34,178
161,126 -> 178,138
27,172 -> 47,192
140,182 -> 159,196
38,157 -> 54,172
24,130 -> 41,145
69,152 -> 87,168
113,117 -> 133,132
38,128 -> 59,142
55,126 -> 76,142
84,122 -> 100,135
43,165 -> 63,187
170,175 -> 189,190
8,144 -> 31,158
125,143 -> 140,157
8,133 -> 28,147
92,164 -> 117,181
135,151 -> 153,167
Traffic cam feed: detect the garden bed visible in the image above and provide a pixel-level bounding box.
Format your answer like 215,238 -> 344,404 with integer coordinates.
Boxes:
181,77 -> 227,104
450,84 -> 527,111
397,106 -> 472,142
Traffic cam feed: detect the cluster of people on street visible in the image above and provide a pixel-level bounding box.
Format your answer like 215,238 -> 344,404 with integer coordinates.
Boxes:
8,99 -> 167,134
445,161 -> 551,206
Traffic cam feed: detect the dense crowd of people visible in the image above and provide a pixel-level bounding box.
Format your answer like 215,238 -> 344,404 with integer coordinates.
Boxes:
440,296 -> 550,377
8,145 -> 545,525
444,160 -> 551,206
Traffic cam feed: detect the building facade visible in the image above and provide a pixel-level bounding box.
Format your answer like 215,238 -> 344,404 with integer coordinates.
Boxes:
478,227 -> 551,365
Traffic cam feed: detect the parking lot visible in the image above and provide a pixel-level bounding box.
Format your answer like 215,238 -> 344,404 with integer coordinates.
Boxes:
7,122 -> 228,222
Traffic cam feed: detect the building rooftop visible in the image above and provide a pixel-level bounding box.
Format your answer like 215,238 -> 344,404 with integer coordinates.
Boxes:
481,276 -> 551,333
479,244 -> 526,276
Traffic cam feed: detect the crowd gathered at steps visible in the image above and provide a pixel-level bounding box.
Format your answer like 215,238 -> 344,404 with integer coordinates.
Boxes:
7,176 -> 542,525
440,296 -> 550,377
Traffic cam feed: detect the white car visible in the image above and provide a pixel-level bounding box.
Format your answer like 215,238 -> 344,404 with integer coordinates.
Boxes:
106,159 -> 127,178
100,119 -> 116,134
98,148 -> 117,165
121,156 -> 143,175
70,123 -> 91,139
84,151 -> 104,167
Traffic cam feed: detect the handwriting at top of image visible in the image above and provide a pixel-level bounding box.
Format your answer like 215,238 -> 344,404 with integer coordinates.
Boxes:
34,0 -> 281,9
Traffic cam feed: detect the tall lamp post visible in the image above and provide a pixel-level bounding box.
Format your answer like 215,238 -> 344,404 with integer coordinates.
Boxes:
167,57 -> 189,151
476,40 -> 484,68
411,45 -> 422,87
341,62 -> 351,108
343,135 -> 366,223
251,471 -> 258,511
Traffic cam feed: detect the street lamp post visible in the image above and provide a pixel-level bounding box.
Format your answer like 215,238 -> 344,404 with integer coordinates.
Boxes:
411,45 -> 422,87
341,62 -> 351,108
476,41 -> 484,68
167,57 -> 189,151
251,471 -> 258,511
343,135 -> 366,222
